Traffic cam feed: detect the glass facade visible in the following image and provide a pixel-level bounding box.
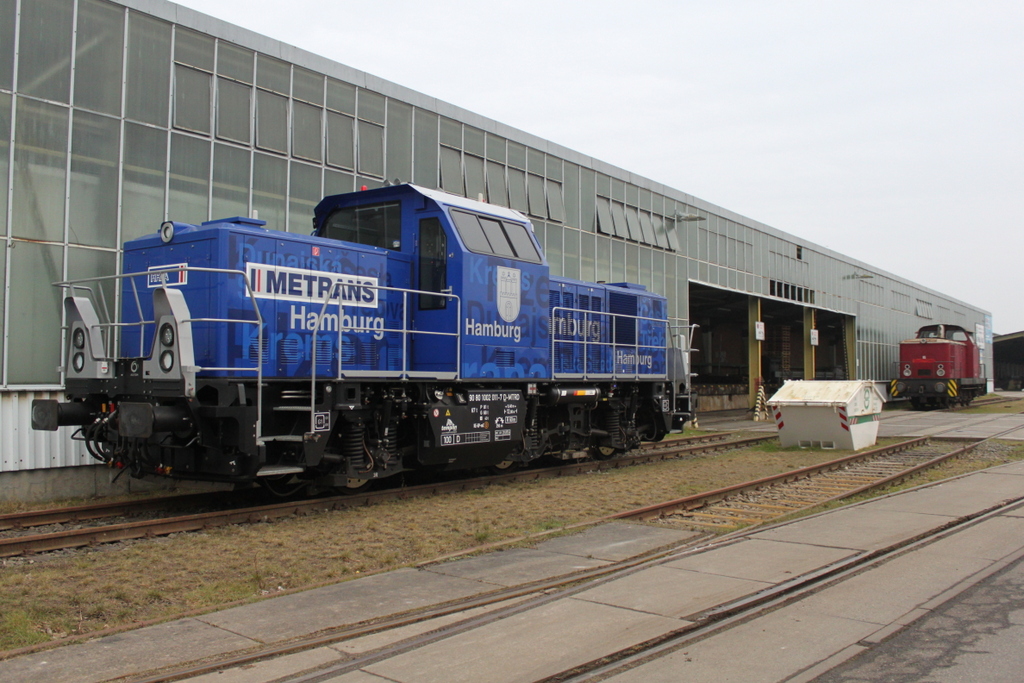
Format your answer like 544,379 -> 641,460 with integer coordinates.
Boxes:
0,0 -> 989,389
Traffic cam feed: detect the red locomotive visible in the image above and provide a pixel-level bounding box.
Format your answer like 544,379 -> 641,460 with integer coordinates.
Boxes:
889,324 -> 986,409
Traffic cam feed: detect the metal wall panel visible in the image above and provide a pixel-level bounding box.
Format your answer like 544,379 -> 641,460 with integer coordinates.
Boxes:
0,391 -> 88,472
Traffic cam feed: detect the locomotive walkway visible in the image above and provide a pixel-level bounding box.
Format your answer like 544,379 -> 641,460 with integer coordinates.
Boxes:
3,409 -> 1024,683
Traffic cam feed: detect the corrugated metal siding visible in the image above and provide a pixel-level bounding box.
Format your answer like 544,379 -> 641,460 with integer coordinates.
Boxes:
0,391 -> 91,472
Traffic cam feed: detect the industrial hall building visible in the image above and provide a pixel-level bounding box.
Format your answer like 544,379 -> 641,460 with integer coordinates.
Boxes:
0,0 -> 991,498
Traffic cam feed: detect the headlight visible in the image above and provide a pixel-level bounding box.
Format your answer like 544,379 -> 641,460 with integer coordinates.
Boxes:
72,327 -> 86,349
72,352 -> 85,372
159,350 -> 175,372
902,364 -> 911,377
159,323 -> 175,347
936,363 -> 945,377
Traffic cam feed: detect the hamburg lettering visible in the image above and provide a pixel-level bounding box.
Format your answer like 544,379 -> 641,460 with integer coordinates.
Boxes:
248,263 -> 378,308
289,305 -> 385,340
465,318 -> 522,343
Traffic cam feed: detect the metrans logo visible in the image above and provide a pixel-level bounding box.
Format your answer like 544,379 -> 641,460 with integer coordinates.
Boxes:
247,263 -> 378,308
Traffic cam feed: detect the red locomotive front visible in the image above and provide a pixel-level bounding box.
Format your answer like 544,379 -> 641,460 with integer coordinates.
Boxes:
890,324 -> 985,409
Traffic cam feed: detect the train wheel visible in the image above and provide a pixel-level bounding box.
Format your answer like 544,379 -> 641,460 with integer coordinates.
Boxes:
338,478 -> 372,495
259,475 -> 308,498
487,459 -> 519,475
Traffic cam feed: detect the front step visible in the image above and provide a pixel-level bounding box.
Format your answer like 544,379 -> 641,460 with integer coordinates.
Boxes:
256,465 -> 305,476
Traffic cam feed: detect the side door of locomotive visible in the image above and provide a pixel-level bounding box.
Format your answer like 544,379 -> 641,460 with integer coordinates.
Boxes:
409,215 -> 459,376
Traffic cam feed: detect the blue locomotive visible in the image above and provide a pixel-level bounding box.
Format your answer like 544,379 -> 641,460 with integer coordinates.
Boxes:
32,184 -> 693,493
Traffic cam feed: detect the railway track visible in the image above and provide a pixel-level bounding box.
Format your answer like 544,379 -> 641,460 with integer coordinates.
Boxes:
115,428 -> 1024,683
0,432 -> 770,558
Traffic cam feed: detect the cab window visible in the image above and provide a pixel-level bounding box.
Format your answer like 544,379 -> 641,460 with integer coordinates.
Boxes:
450,209 -> 541,263
322,201 -> 402,250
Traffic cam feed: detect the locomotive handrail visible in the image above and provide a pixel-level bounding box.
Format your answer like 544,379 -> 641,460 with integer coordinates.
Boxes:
308,281 -> 461,436
55,266 -> 267,445
550,305 -> 670,380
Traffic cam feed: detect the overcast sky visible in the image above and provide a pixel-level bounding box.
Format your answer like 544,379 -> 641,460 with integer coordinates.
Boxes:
177,0 -> 1023,333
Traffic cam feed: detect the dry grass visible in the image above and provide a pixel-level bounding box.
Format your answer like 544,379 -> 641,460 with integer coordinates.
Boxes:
2,433 -> 1023,652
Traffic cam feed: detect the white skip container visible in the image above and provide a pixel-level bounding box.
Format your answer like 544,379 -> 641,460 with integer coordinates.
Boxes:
767,380 -> 886,450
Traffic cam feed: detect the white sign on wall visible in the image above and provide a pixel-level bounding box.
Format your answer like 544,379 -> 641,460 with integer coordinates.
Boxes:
810,329 -> 819,346
755,321 -> 765,341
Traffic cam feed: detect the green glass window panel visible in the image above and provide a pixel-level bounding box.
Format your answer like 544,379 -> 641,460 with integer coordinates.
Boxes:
126,12 -> 171,126
211,143 -> 250,219
595,173 -> 610,199
288,161 -> 321,233
216,77 -> 252,144
121,122 -> 167,241
611,201 -> 631,240
638,187 -> 651,212
256,89 -> 288,153
662,214 -> 680,252
69,111 -> 120,248
0,0 -> 14,90
357,120 -> 384,176
252,153 -> 287,230
485,133 -> 505,163
174,27 -> 213,71
527,174 -> 545,218
626,244 -> 639,284
611,239 -> 625,282
562,228 -> 579,280
596,235 -> 611,282
507,168 -> 527,213
256,54 -> 290,95
326,111 -> 354,169
463,126 -> 484,156
67,245 -> 116,350
357,90 -> 385,125
625,207 -> 644,243
545,155 -> 562,182
292,67 -> 323,105
464,155 -> 485,202
0,92 -> 10,233
625,182 -> 638,207
13,98 -> 67,242
17,0 -> 73,103
595,197 -> 614,237
292,101 -> 323,162
385,100 -> 412,183
323,168 -> 353,197
562,163 -> 579,229
326,79 -> 355,114
168,133 -> 210,225
507,141 -> 526,170
439,147 -> 463,195
413,109 -> 438,188
0,237 -> 4,377
217,42 -> 253,83
579,168 -> 595,233
580,231 -> 595,282
527,148 -> 544,175
545,180 -> 565,223
74,0 -> 124,116
8,240 -> 63,384
639,246 -> 652,289
173,65 -> 212,134
486,161 -> 507,207
545,223 -> 562,277
439,117 -> 461,148
610,178 -> 625,202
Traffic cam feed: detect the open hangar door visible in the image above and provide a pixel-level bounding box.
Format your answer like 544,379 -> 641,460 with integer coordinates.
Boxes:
690,283 -> 855,412
688,283 -> 752,411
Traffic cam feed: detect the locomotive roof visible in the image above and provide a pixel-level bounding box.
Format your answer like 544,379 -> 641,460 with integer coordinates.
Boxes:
314,184 -> 530,224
